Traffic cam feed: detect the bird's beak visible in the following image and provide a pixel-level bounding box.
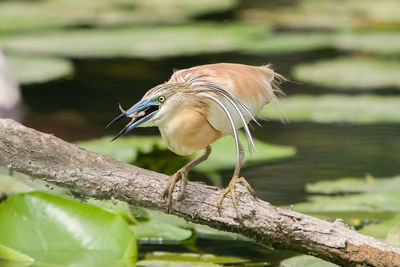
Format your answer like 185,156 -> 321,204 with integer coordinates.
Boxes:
106,99 -> 159,141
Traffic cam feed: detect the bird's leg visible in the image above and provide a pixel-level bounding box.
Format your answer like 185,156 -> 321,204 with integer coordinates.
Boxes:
164,145 -> 212,206
217,142 -> 255,220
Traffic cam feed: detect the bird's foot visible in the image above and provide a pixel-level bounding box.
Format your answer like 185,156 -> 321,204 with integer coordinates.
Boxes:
217,177 -> 256,220
163,169 -> 188,207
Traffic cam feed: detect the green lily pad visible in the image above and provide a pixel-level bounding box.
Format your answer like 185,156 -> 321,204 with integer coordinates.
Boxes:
77,135 -> 166,163
78,133 -> 295,173
293,57 -> 400,89
194,133 -> 296,172
360,216 -> 400,240
130,223 -> 192,242
137,260 -> 220,267
0,191 -> 137,266
0,244 -> 33,263
240,0 -> 400,29
7,55 -> 73,85
293,192 -> 400,214
246,32 -> 332,54
145,251 -> 247,264
334,31 -> 400,56
281,255 -> 338,267
1,23 -> 271,58
260,94 -> 400,124
0,0 -> 238,33
386,223 -> 400,247
306,175 -> 400,194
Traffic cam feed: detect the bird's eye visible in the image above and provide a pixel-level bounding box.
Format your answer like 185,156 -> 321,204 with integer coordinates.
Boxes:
158,96 -> 165,103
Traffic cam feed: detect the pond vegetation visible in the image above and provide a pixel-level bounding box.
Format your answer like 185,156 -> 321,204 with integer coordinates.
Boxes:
1,0 -> 400,266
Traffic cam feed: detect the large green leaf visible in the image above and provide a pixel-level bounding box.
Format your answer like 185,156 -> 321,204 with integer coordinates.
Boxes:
281,255 -> 338,267
0,0 -> 238,33
260,94 -> 400,124
306,175 -> 400,194
0,192 -> 137,266
293,56 -> 400,89
7,54 -> 73,85
1,23 -> 270,58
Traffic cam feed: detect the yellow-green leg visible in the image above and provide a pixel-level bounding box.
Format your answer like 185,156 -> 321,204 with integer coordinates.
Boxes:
164,145 -> 212,206
217,142 -> 255,220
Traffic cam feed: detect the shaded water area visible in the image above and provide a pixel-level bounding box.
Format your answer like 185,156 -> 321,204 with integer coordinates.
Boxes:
21,52 -> 400,207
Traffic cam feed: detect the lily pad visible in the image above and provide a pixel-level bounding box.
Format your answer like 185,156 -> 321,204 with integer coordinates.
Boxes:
281,255 -> 338,267
293,57 -> 400,89
137,260 -> 220,267
7,55 -> 73,84
0,191 -> 137,266
334,31 -> 400,56
360,216 -> 400,241
0,0 -> 238,33
78,133 -> 296,174
145,251 -> 247,264
194,132 -> 296,173
293,192 -> 400,214
246,32 -> 332,54
260,94 -> 400,124
386,223 -> 400,247
239,0 -> 400,29
306,175 -> 400,194
0,23 -> 271,59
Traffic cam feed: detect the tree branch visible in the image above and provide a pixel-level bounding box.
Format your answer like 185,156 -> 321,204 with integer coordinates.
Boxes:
1,118 -> 399,267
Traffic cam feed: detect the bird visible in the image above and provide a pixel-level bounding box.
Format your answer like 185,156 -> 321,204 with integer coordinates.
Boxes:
106,63 -> 284,219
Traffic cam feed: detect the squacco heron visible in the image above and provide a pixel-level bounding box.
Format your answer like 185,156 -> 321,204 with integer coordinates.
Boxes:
107,63 -> 284,219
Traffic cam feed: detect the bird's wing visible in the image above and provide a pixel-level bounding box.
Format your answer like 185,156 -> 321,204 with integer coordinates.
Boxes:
170,63 -> 284,155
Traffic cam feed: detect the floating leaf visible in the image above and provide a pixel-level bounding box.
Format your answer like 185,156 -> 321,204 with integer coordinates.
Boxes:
281,255 -> 338,267
293,57 -> 400,89
7,55 -> 73,85
0,0 -> 238,33
246,32 -> 332,54
137,260 -> 220,267
386,223 -> 400,247
1,23 -> 271,59
293,192 -> 400,214
145,251 -> 247,264
306,175 -> 400,194
77,133 -> 296,173
194,132 -> 296,172
260,94 -> 400,124
239,0 -> 400,30
0,192 -> 137,266
76,135 -> 166,163
334,31 -> 400,56
130,223 -> 192,242
360,216 -> 400,241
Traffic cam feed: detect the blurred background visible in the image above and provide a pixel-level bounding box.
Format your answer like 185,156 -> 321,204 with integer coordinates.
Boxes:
1,0 -> 400,266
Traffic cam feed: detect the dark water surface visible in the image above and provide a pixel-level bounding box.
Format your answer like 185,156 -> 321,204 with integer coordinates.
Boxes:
21,53 -> 400,207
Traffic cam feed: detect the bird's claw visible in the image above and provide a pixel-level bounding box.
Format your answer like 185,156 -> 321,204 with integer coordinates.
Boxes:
163,169 -> 188,208
217,177 -> 256,220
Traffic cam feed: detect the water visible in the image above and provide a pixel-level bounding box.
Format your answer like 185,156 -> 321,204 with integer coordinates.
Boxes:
20,53 -> 400,207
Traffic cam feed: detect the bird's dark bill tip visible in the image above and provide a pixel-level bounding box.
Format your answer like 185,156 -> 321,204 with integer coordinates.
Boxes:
106,113 -> 127,128
110,127 -> 128,142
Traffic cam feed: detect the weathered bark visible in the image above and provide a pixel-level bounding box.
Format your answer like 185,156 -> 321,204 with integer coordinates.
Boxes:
0,118 -> 399,267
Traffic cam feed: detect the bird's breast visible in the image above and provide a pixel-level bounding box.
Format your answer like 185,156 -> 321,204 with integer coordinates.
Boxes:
158,108 -> 222,156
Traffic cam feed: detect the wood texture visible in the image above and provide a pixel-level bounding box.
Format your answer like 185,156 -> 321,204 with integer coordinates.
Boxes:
1,118 -> 399,267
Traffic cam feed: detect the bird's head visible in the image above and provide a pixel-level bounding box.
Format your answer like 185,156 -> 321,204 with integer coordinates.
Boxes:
106,84 -> 187,141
